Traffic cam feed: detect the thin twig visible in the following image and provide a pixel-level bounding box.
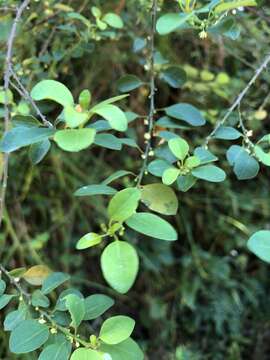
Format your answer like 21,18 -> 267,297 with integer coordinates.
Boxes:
137,0 -> 157,186
205,52 -> 270,146
11,69 -> 53,127
0,0 -> 30,229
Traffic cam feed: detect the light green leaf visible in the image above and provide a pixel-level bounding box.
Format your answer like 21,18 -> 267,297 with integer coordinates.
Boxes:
165,103 -> 205,126
63,105 -> 89,128
71,348 -> 103,360
126,212 -> 178,241
214,0 -> 257,14
99,316 -> 135,345
74,184 -> 117,197
102,170 -> 134,185
41,272 -> 70,295
79,89 -> 91,110
103,13 -> 124,29
156,13 -> 191,35
0,127 -> 55,153
162,167 -> 180,185
9,320 -> 49,354
84,294 -> 114,320
184,156 -> 200,169
192,165 -> 226,182
108,188 -> 141,223
76,233 -> 103,250
92,104 -> 127,132
254,145 -> 270,166
117,75 -> 143,92
54,128 -> 96,152
141,183 -> 178,215
65,294 -> 85,329
31,80 -> 74,107
101,241 -> 139,294
38,341 -> 72,360
168,137 -> 189,160
247,230 -> 270,263
100,338 -> 144,360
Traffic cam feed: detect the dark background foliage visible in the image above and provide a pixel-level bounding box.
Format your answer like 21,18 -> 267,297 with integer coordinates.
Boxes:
1,0 -> 270,359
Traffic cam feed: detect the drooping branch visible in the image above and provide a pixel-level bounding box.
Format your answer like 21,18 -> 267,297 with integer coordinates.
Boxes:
137,0 -> 158,186
205,52 -> 270,146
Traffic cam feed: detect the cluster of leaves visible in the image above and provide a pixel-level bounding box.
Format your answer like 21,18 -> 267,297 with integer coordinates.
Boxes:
0,266 -> 143,359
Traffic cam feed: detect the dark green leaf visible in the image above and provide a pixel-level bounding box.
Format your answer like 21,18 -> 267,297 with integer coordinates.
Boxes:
160,66 -> 186,88
192,165 -> 226,182
165,103 -> 206,126
74,184 -> 116,197
117,75 -> 143,92
41,272 -> 70,295
29,139 -> 51,164
84,294 -> 114,320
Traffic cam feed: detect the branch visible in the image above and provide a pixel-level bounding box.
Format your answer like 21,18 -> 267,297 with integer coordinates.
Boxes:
137,0 -> 157,186
205,52 -> 270,146
0,0 -> 31,229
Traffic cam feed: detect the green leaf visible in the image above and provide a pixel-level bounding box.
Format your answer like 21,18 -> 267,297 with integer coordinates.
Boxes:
162,167 -> 180,185
55,289 -> 83,312
54,128 -> 96,152
177,174 -> 197,192
92,104 -> 127,132
103,13 -> 124,29
0,294 -> 14,310
4,310 -> 26,331
214,0 -> 257,14
160,66 -> 186,88
247,230 -> 270,263
65,294 -> 85,329
156,13 -> 191,35
126,212 -> 178,241
117,75 -> 143,92
79,89 -> 91,110
41,272 -> 70,295
148,159 -> 171,177
254,145 -> 270,166
185,156 -> 200,169
38,341 -> 72,360
213,126 -> 242,140
63,105 -> 89,128
108,188 -> 141,223
141,183 -> 178,215
74,184 -> 117,197
99,316 -> 135,345
168,137 -> 189,160
102,170 -> 134,185
76,233 -> 102,250
31,80 -> 74,107
192,165 -> 226,182
94,133 -> 122,150
29,139 -> 51,164
226,145 -> 259,180
32,290 -> 50,308
13,114 -> 41,128
101,241 -> 139,294
165,103 -> 206,126
9,320 -> 49,354
100,338 -> 144,360
0,279 -> 6,295
70,348 -> 103,360
194,147 -> 218,164
92,95 -> 129,109
0,127 -> 55,153
84,294 -> 114,320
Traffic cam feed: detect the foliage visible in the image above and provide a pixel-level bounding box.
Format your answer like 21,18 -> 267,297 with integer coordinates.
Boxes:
1,0 -> 270,359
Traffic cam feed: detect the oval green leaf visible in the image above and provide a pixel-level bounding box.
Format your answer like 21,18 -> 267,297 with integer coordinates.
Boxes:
54,128 -> 96,152
31,80 -> 74,107
99,315 -> 135,345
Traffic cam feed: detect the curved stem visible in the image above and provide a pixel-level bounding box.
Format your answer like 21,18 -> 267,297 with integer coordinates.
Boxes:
137,0 -> 157,186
